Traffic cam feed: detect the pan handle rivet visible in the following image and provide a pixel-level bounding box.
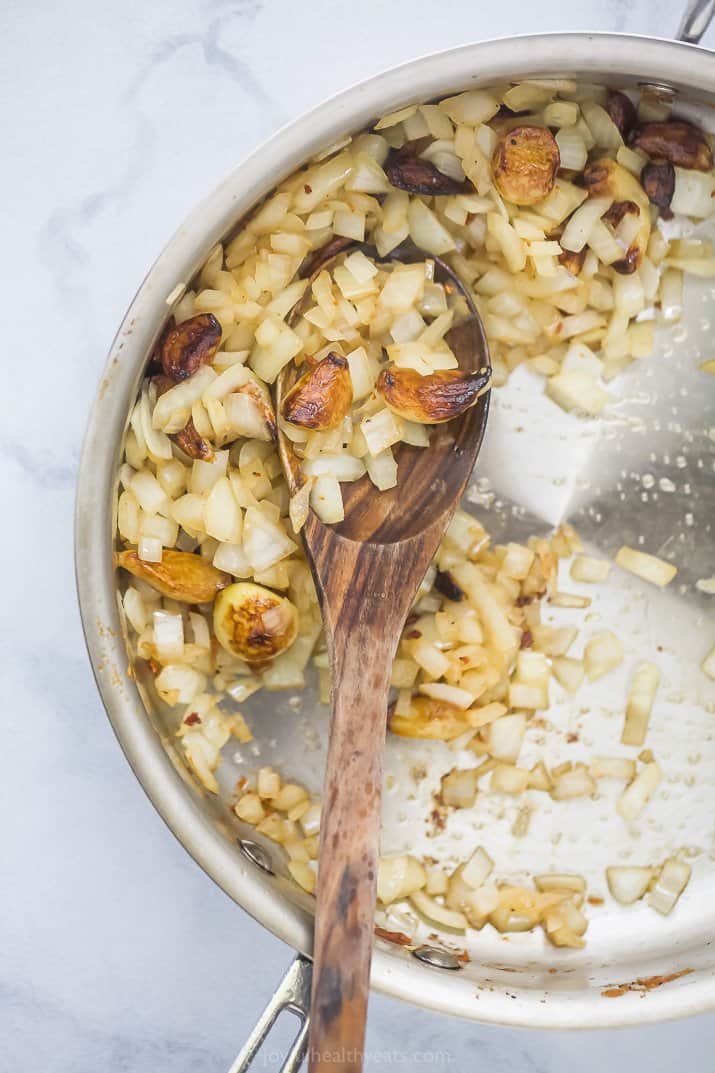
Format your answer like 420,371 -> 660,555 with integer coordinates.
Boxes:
412,945 -> 462,970
239,838 -> 275,874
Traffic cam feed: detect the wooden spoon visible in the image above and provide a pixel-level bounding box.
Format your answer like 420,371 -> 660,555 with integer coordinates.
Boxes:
276,243 -> 491,1073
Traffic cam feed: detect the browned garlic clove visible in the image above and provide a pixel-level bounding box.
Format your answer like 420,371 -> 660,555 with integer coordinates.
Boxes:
492,126 -> 560,206
377,365 -> 490,425
281,353 -> 353,431
630,120 -> 713,172
213,582 -> 298,662
160,313 -> 222,381
384,145 -> 469,196
116,548 -> 231,604
583,159 -> 651,274
640,161 -> 676,218
605,91 -> 637,139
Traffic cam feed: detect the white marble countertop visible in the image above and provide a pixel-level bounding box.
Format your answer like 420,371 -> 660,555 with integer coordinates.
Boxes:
4,2 -> 715,1070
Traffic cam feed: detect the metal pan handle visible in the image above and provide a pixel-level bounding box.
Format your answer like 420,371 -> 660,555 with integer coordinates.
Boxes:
226,954 -> 312,1073
677,0 -> 715,42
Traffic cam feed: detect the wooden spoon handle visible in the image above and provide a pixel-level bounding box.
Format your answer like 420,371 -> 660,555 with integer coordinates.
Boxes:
307,618 -> 394,1072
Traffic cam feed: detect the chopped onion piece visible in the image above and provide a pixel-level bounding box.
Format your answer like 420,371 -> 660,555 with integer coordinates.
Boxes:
584,631 -> 624,681
361,408 -> 403,456
670,167 -> 715,219
377,855 -> 426,904
615,546 -> 677,587
534,874 -> 586,893
487,713 -> 527,763
288,480 -> 312,535
303,454 -> 366,482
243,506 -> 298,571
257,767 -> 281,799
500,542 -> 535,580
570,556 -> 610,583
617,762 -> 662,821
528,762 -> 552,791
235,792 -> 266,824
300,802 -> 322,837
153,610 -> 184,662
622,662 -> 660,746
490,764 -> 529,794
440,767 -> 478,808
138,535 -> 163,563
648,857 -> 691,915
546,369 -> 611,416
366,449 -> 398,491
419,682 -> 475,709
606,866 -> 655,905
461,846 -> 494,890
550,591 -> 592,609
288,860 -> 316,894
551,656 -> 584,694
155,664 -> 206,706
550,768 -> 597,800
409,889 -> 467,932
560,196 -> 612,253
590,755 -> 635,780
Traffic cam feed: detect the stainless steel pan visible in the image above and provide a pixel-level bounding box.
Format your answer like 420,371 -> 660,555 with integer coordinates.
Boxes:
76,11 -> 715,1071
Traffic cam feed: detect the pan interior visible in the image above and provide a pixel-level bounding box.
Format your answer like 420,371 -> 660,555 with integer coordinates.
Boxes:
120,79 -> 715,1007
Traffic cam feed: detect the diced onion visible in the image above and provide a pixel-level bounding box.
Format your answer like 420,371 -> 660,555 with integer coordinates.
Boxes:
155,664 -> 206,706
487,713 -> 527,763
606,866 -> 655,905
555,126 -> 588,171
153,610 -> 184,662
622,662 -> 660,746
377,855 -> 426,904
461,847 -> 494,889
551,656 -> 584,694
615,546 -> 677,587
299,802 -> 321,837
409,889 -> 467,932
617,762 -> 662,821
419,682 -> 475,709
440,767 -> 478,808
584,631 -> 624,681
546,370 -> 610,416
551,768 -> 596,800
138,535 -> 163,563
590,756 -> 635,780
534,874 -> 585,893
366,449 -> 398,491
648,857 -> 691,915
570,555 -> 610,583
490,765 -> 529,794
670,167 -> 715,219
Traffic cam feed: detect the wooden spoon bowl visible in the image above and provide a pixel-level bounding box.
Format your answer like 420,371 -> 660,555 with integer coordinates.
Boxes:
275,242 -> 491,1072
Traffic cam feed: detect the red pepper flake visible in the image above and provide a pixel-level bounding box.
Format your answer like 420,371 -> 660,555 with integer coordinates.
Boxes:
184,712 -> 202,726
566,731 -> 579,743
147,658 -> 162,675
406,629 -> 422,640
520,629 -> 533,649
374,926 -> 413,947
304,183 -> 312,194
602,968 -> 693,998
587,895 -> 604,906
